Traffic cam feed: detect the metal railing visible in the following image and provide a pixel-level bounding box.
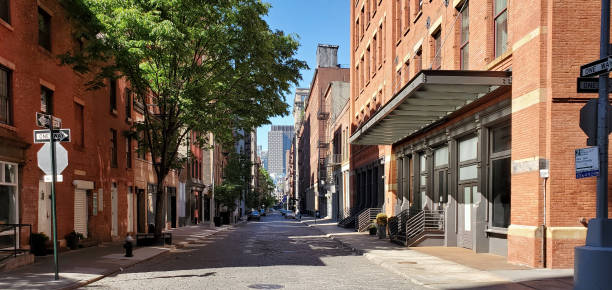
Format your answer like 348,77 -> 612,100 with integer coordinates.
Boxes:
356,208 -> 382,232
0,224 -> 32,261
405,209 -> 445,246
389,208 -> 413,245
337,208 -> 357,228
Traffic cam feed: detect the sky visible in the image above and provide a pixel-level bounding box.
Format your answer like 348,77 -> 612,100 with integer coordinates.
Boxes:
256,0 -> 350,152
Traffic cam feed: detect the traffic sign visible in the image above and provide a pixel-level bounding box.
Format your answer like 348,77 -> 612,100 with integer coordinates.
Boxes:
44,175 -> 63,182
37,142 -> 68,175
33,129 -> 71,143
579,99 -> 612,146
576,147 -> 599,179
580,57 -> 612,77
577,77 -> 612,93
36,112 -> 61,129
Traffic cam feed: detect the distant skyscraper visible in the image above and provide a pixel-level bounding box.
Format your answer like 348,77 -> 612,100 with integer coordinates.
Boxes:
268,125 -> 294,176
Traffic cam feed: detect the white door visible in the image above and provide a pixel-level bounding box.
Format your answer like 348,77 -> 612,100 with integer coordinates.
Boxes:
111,184 -> 118,236
127,187 -> 134,234
74,189 -> 88,238
38,181 -> 52,237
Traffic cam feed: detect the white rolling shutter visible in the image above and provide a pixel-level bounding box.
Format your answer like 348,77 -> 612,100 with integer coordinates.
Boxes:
74,189 -> 88,238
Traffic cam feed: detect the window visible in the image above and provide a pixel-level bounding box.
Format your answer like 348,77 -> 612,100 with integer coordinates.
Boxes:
434,146 -> 448,203
137,137 -> 146,160
366,45 -> 371,81
419,153 -> 427,209
126,136 -> 132,169
125,88 -> 132,120
110,79 -> 117,112
403,0 -> 410,31
38,8 -> 51,51
403,60 -> 410,83
355,18 -> 360,49
360,6 -> 365,40
377,23 -> 383,68
395,69 -> 401,92
494,0 -> 508,58
372,34 -> 377,73
74,103 -> 84,147
415,49 -> 422,74
458,136 -> 478,181
0,161 -> 18,225
372,0 -> 377,16
355,64 -> 360,93
416,0 -> 423,14
432,30 -> 441,69
460,2 -> 469,69
40,86 -> 53,114
111,129 -> 118,168
0,0 -> 10,24
490,124 -> 510,228
0,66 -> 10,124
394,0 -> 401,42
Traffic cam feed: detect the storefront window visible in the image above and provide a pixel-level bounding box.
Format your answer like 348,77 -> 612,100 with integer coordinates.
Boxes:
490,125 -> 511,228
0,161 -> 18,225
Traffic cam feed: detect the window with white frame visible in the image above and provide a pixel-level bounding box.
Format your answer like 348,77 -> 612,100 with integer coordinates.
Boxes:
0,161 -> 18,225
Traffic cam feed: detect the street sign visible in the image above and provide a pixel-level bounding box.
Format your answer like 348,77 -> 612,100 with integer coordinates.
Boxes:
36,112 -> 61,129
44,175 -> 63,182
581,57 -> 612,77
37,142 -> 68,175
579,99 -> 612,145
33,129 -> 71,143
577,77 -> 612,93
576,147 -> 599,179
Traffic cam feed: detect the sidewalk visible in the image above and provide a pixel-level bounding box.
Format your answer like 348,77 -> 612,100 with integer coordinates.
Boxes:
0,222 -> 241,290
300,217 -> 573,290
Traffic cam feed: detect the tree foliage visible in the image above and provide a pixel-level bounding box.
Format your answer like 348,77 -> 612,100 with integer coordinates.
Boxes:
59,0 -> 307,236
215,152 -> 251,213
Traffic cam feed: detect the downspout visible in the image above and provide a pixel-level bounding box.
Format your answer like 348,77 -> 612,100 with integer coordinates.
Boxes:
542,174 -> 548,268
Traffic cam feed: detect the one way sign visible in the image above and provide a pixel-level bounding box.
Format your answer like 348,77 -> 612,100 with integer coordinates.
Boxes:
34,129 -> 71,143
581,57 -> 612,77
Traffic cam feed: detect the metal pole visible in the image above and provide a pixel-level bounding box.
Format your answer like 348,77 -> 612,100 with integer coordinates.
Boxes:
49,118 -> 59,280
597,0 -> 610,220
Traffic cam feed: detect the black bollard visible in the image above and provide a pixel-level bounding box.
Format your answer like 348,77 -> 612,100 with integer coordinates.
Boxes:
124,234 -> 134,257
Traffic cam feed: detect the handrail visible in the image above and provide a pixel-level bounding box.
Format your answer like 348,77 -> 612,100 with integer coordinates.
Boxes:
0,224 -> 32,260
405,209 -> 445,245
357,208 -> 382,232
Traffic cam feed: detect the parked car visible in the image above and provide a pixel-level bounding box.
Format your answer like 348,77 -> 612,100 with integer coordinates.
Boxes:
260,208 -> 266,216
248,210 -> 260,221
280,209 -> 287,216
285,211 -> 296,219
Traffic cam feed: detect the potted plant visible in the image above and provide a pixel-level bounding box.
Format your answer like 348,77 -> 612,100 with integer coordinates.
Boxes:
30,232 -> 49,256
65,231 -> 84,250
376,213 -> 388,239
368,220 -> 377,235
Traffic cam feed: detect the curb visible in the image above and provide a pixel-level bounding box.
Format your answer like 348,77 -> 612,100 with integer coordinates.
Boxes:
299,219 -> 365,255
64,222 -> 245,289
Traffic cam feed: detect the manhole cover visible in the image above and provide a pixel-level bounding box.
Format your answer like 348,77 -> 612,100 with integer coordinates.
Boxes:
247,284 -> 284,289
398,261 -> 417,264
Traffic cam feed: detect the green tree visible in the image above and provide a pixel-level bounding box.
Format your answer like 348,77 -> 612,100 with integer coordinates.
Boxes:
59,0 -> 306,237
215,152 -> 251,213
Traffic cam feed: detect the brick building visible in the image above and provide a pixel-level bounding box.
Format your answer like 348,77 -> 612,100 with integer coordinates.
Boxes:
297,45 -> 349,216
0,0 -> 217,254
348,0 -> 611,268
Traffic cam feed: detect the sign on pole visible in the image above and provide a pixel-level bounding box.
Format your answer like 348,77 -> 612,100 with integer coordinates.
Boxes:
36,112 -> 61,129
577,77 -> 612,93
33,129 -> 71,143
575,147 -> 600,179
580,57 -> 612,77
37,142 -> 69,176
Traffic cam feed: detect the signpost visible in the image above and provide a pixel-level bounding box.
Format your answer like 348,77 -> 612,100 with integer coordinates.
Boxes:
577,77 -> 612,93
34,113 -> 69,281
575,147 -> 599,179
580,56 -> 612,77
33,129 -> 71,143
36,112 -> 61,129
574,1 -> 612,289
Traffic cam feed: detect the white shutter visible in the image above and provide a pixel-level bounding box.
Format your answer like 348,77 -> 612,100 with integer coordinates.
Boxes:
127,189 -> 134,234
74,189 -> 88,238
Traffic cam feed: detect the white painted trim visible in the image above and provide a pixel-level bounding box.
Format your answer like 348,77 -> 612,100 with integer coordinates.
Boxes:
73,180 -> 94,190
413,38 -> 423,53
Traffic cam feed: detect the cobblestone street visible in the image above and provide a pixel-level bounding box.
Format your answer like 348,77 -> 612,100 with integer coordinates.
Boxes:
85,213 -> 424,289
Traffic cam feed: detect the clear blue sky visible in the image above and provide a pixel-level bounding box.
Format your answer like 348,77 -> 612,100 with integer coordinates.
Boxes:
256,0 -> 350,152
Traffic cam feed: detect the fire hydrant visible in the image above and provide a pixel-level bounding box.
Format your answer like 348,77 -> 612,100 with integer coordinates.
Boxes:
124,234 -> 134,257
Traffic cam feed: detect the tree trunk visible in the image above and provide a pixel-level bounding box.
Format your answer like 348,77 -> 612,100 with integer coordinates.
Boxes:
154,182 -> 166,239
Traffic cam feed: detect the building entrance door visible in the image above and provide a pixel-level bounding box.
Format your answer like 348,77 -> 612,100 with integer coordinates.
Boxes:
458,184 -> 477,249
74,189 -> 88,238
127,187 -> 134,234
38,181 -> 52,238
137,188 -> 146,233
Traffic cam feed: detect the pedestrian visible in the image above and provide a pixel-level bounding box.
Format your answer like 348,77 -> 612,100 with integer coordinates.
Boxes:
296,209 -> 301,221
